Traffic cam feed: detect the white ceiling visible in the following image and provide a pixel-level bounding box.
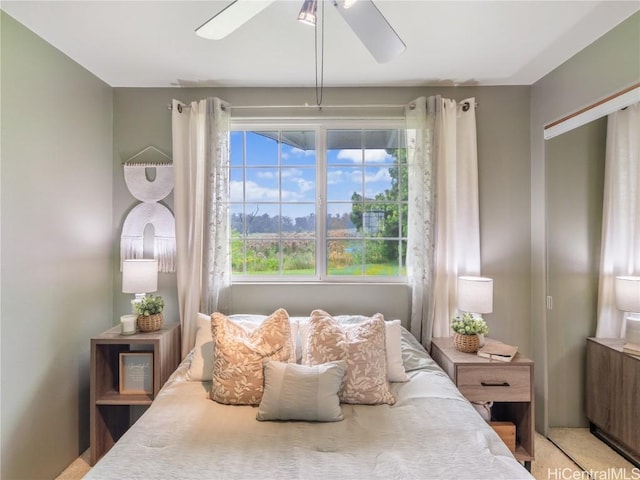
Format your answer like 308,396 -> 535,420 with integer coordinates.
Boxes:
2,1 -> 638,88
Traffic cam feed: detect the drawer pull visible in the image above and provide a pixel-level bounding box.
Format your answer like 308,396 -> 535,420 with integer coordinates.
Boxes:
481,381 -> 510,387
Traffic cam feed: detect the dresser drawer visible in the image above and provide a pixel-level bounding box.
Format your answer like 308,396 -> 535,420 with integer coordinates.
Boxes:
456,365 -> 531,402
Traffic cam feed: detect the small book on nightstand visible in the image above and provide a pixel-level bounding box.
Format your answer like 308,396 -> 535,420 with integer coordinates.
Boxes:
623,342 -> 640,358
477,342 -> 518,362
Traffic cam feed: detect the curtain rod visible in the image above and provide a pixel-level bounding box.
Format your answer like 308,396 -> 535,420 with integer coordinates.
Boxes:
167,100 -> 477,113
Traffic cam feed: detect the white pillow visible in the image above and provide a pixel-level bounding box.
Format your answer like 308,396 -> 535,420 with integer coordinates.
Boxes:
186,313 -> 299,382
185,313 -> 214,381
299,316 -> 409,382
385,319 -> 410,382
256,360 -> 346,422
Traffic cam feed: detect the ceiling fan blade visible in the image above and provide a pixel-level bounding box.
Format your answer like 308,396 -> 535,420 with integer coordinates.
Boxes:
332,0 -> 405,63
196,0 -> 277,40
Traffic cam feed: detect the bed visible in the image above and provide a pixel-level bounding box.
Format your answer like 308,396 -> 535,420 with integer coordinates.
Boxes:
85,310 -> 533,480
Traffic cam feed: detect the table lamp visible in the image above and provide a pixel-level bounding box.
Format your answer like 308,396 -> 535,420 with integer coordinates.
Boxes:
122,259 -> 158,312
615,276 -> 640,346
458,276 -> 493,319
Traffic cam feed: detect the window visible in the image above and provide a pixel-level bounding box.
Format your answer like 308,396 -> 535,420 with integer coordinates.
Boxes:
229,120 -> 407,281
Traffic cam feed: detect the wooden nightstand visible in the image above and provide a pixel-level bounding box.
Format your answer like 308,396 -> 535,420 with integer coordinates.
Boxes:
430,337 -> 535,471
90,322 -> 181,465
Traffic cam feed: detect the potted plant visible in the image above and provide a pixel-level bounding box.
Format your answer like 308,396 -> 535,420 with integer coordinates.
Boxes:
450,313 -> 489,353
134,294 -> 164,332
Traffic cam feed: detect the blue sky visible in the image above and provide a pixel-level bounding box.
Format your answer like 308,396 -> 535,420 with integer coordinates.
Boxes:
229,130 -> 397,221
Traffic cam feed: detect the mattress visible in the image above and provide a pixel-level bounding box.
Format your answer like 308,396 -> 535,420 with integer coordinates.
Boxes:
85,329 -> 533,480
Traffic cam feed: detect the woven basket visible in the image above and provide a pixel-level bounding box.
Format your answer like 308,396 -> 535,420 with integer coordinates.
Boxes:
137,313 -> 163,332
453,333 -> 480,353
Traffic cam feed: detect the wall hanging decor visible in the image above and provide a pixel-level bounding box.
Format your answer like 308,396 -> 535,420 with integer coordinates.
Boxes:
120,146 -> 176,272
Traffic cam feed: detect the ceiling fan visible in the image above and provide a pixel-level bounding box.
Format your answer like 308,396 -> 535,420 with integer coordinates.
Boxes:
195,0 -> 406,64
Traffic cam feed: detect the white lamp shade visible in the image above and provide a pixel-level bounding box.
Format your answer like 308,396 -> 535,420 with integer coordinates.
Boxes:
122,259 -> 158,294
458,276 -> 493,314
615,276 -> 640,313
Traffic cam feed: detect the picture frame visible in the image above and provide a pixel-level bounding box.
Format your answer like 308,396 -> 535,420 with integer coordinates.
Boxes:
119,352 -> 153,395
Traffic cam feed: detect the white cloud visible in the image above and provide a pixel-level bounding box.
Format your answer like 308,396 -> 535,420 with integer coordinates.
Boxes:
337,149 -> 392,163
327,169 -> 348,185
256,170 -> 277,179
294,178 -> 314,193
281,168 -> 303,179
290,147 -> 315,157
231,180 -> 307,202
254,168 -> 303,180
365,168 -> 391,183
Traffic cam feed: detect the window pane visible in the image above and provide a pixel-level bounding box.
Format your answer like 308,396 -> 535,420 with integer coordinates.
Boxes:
386,164 -> 408,201
365,129 -> 404,152
327,240 -> 363,275
363,148 -> 394,164
246,132 -> 278,166
229,168 -> 244,202
245,239 -> 279,274
231,234 -> 245,275
230,204 -> 246,235
327,203 -> 359,238
364,166 -> 392,198
281,204 -> 315,237
327,130 -> 362,163
282,131 -> 315,165
243,168 -> 279,202
327,166 -> 361,202
242,204 -> 279,234
282,239 -> 315,275
282,167 -> 315,202
364,240 -> 400,276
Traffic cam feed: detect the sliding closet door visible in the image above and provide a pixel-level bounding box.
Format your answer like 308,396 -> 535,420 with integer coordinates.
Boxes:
546,117 -> 606,428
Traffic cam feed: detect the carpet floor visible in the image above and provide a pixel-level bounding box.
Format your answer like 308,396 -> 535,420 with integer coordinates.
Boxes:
549,427 -> 637,473
55,431 -> 631,479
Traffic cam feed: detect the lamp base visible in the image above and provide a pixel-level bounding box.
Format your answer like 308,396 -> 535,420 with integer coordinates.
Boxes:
625,314 -> 640,346
130,293 -> 147,314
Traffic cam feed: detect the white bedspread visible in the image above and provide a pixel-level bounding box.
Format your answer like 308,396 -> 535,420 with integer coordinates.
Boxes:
86,331 -> 533,480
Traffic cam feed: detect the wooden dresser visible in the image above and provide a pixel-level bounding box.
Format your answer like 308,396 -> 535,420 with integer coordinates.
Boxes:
586,337 -> 640,465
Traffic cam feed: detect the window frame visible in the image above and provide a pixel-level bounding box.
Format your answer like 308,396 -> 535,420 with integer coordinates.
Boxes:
229,117 -> 407,284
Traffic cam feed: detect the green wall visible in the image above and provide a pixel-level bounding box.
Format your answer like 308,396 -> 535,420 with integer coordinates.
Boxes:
1,12 -> 114,479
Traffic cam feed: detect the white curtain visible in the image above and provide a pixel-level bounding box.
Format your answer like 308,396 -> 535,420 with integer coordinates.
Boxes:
172,98 -> 231,357
406,96 -> 480,347
596,103 -> 640,338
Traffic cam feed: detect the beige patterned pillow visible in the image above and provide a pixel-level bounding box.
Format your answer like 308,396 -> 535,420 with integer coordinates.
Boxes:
304,309 -> 395,405
210,308 -> 294,405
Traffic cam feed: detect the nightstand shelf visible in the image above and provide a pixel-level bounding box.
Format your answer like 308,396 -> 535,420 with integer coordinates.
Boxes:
90,323 -> 181,465
430,337 -> 535,470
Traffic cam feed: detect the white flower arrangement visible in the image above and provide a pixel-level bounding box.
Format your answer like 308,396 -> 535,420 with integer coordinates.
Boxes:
134,294 -> 164,317
450,313 -> 489,336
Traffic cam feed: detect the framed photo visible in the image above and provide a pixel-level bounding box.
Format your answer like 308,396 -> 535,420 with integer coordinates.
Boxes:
119,352 -> 153,394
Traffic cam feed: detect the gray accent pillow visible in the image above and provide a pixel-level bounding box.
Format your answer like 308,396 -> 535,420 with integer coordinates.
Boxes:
256,360 -> 347,422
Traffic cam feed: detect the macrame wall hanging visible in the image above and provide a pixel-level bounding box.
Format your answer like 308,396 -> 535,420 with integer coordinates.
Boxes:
120,146 -> 176,273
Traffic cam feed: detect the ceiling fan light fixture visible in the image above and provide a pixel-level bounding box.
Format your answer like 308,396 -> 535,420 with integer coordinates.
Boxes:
297,0 -> 317,26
